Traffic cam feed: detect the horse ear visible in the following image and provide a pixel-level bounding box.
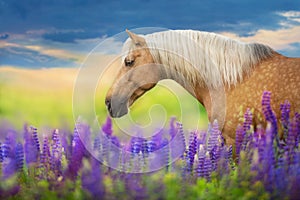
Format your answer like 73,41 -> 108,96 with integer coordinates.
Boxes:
126,29 -> 146,47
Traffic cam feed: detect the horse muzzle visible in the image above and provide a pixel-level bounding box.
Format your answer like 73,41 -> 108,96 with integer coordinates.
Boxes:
105,97 -> 128,118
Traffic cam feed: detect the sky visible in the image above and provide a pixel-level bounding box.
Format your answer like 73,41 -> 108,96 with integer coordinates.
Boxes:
0,0 -> 300,68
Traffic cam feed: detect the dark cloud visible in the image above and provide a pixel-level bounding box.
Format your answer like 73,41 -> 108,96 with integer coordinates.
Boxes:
0,33 -> 9,40
0,0 -> 299,43
0,46 -> 76,68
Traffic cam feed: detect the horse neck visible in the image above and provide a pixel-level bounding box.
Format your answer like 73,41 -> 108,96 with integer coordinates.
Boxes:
159,62 -> 211,107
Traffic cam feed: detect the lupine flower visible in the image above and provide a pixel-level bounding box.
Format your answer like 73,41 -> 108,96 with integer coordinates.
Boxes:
257,127 -> 266,163
51,129 -> 62,177
235,125 -> 245,159
24,125 -> 39,165
146,139 -> 157,153
101,116 -> 112,136
81,157 -> 105,198
174,122 -> 186,160
40,136 -> 51,175
130,136 -> 142,155
295,112 -> 300,147
286,117 -> 298,165
280,100 -> 291,135
196,144 -> 206,177
110,135 -> 120,148
243,108 -> 253,132
2,131 -> 17,179
93,136 -> 101,151
0,142 -> 3,163
15,143 -> 24,172
207,120 -> 220,153
198,131 -> 207,147
186,131 -> 197,172
30,126 -> 40,154
261,124 -> 276,193
169,117 -> 177,139
65,127 -> 85,180
262,91 -> 278,143
160,138 -> 170,170
202,152 -> 212,180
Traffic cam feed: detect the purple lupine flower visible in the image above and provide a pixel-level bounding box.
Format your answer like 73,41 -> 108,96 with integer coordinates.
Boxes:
141,137 -> 148,155
294,112 -> 300,148
250,148 -> 259,172
211,140 -> 221,171
101,116 -> 113,136
227,145 -> 235,170
146,139 -> 157,153
186,131 -> 197,172
262,124 -> 276,192
110,135 -> 120,148
40,136 -> 51,171
0,142 -> 3,163
24,125 -> 39,165
280,100 -> 291,134
202,152 -> 213,181
51,129 -> 62,176
235,125 -> 245,160
286,117 -> 298,150
207,120 -> 220,153
198,131 -> 207,147
130,136 -> 143,155
30,126 -> 40,154
286,117 -> 298,165
262,91 -> 278,143
243,108 -> 253,132
175,122 -> 186,159
65,127 -> 85,180
151,128 -> 164,149
60,132 -> 71,160
76,123 -> 91,155
169,117 -> 177,139
93,136 -> 101,151
81,157 -> 105,198
168,122 -> 186,170
160,138 -> 170,171
257,126 -> 266,163
2,132 -> 17,179
196,144 -> 206,178
242,109 -> 253,149
15,143 -> 24,172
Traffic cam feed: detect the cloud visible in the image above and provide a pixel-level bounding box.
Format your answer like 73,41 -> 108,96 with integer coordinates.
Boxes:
278,11 -> 300,23
1,0 -> 300,43
0,45 -> 78,68
0,33 -> 9,40
220,25 -> 300,51
0,1 -> 299,68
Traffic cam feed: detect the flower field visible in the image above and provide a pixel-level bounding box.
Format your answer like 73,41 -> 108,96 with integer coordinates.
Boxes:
0,91 -> 299,199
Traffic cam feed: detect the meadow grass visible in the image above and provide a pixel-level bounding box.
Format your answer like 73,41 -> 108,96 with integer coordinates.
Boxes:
0,67 -> 208,132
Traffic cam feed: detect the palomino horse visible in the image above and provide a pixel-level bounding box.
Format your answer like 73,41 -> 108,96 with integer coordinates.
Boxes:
105,29 -> 300,146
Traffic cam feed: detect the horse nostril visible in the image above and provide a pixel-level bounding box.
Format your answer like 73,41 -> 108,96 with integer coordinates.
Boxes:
105,98 -> 112,111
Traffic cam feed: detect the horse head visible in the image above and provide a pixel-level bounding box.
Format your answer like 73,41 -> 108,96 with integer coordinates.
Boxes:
105,30 -> 160,118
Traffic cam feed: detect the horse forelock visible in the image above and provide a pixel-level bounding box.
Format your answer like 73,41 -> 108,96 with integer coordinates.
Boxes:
133,30 -> 274,88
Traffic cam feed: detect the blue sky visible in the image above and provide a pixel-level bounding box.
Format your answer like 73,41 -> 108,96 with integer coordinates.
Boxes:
0,0 -> 300,68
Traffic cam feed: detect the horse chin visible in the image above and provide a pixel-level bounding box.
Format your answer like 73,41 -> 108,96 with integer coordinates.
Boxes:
109,106 -> 128,118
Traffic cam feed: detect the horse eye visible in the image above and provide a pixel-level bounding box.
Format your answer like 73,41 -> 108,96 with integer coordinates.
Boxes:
124,58 -> 135,67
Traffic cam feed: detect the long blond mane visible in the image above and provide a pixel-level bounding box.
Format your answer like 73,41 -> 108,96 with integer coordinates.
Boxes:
123,30 -> 275,88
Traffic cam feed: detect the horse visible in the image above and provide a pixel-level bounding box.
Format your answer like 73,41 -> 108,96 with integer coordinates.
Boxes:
105,29 -> 300,146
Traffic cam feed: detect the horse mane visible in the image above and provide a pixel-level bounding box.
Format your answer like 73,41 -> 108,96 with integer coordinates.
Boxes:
124,30 -> 275,88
